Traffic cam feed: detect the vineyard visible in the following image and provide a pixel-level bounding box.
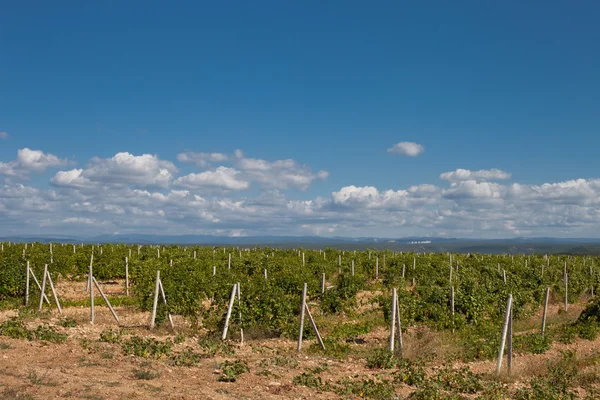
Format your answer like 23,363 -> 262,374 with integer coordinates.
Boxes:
1,242 -> 600,399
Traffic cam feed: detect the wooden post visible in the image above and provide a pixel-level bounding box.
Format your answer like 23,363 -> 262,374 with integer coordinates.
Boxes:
222,284 -> 237,340
449,264 -> 453,283
237,283 -> 244,343
541,287 -> 550,336
564,272 -> 568,311
28,268 -> 50,305
264,269 -> 268,280
389,288 -> 397,352
46,269 -> 62,314
395,290 -> 403,354
38,264 -> 48,312
25,261 -> 30,306
297,283 -> 308,351
351,260 -> 355,276
125,257 -> 129,296
302,252 -> 305,266
158,279 -> 174,329
503,269 -> 507,284
305,304 -> 326,350
213,266 -> 216,276
375,257 -> 379,279
150,270 -> 161,329
87,253 -> 94,292
228,253 -> 231,269
451,286 -> 455,333
93,277 -> 118,323
321,273 -> 325,294
507,305 -> 513,375
496,294 -> 513,375
402,264 -> 405,278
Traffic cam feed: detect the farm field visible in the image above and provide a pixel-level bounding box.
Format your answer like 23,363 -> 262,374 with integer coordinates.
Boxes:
1,243 -> 600,399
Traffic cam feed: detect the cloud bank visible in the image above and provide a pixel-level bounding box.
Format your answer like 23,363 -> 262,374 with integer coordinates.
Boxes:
1,146 -> 599,238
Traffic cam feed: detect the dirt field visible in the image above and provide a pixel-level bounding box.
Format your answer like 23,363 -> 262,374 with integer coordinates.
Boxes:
0,279 -> 599,400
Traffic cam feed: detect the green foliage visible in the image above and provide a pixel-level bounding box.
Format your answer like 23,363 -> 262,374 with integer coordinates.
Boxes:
132,368 -> 161,380
335,376 -> 396,400
293,372 -> 323,389
58,317 -> 77,328
99,329 -> 122,344
394,358 -> 426,386
435,366 -> 484,394
121,336 -> 173,359
514,333 -> 551,354
330,320 -> 373,340
197,337 -> 235,357
0,318 -> 30,340
366,348 -> 397,369
218,359 -> 249,382
0,318 -> 66,343
513,351 -> 580,400
308,338 -> 351,359
170,349 -> 201,367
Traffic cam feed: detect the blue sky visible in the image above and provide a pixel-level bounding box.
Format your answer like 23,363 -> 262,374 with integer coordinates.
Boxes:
1,2 -> 600,238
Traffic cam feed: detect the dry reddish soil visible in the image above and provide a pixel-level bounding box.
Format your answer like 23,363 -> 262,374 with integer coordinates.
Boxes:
0,280 -> 599,399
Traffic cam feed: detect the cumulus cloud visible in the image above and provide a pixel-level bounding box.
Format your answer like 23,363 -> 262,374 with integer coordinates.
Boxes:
5,147 -> 600,238
177,152 -> 228,167
51,152 -> 177,189
174,167 -> 250,191
0,132 -> 8,140
440,168 -> 511,182
0,148 -> 69,179
236,156 -> 328,191
388,142 -> 425,157
176,149 -> 328,191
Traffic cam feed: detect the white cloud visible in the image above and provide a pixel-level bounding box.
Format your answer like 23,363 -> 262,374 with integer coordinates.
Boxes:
50,169 -> 90,188
388,142 -> 425,157
16,148 -> 68,172
0,132 -> 8,140
174,167 -> 249,191
236,156 -> 328,191
0,148 -> 69,180
62,217 -> 97,225
51,152 -> 176,188
177,151 -> 228,167
440,168 -> 511,182
6,147 -> 600,238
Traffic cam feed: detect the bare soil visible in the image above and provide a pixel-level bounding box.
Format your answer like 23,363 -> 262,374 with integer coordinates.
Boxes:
0,280 -> 599,399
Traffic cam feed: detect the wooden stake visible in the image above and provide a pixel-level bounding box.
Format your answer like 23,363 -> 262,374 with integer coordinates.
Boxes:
92,277 -> 118,323
297,283 -> 308,351
125,257 -> 129,296
541,287 -> 550,336
150,270 -> 161,329
158,280 -> 174,329
496,294 -> 513,376
222,284 -> 237,340
305,304 -> 325,350
451,286 -> 455,333
46,269 -> 62,314
38,264 -> 48,312
389,288 -> 397,352
28,268 -> 50,305
395,290 -> 403,353
25,261 -> 30,306
237,283 -> 243,344
564,272 -> 568,311
507,305 -> 513,375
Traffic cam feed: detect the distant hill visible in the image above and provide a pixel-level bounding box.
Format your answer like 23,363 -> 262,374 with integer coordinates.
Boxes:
2,234 -> 600,254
